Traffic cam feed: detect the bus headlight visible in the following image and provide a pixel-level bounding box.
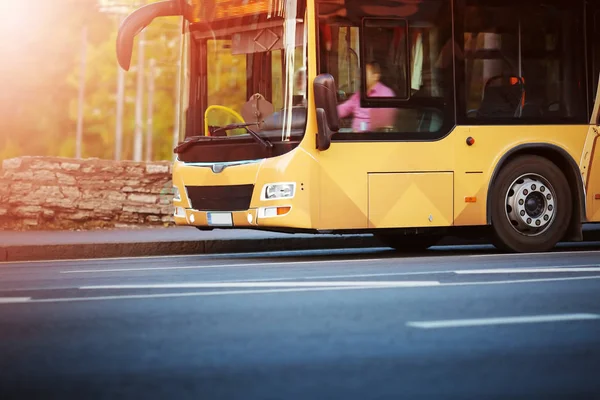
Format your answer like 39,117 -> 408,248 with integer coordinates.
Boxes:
262,183 -> 295,200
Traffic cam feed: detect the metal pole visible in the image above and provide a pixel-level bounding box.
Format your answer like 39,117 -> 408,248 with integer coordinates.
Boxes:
133,29 -> 145,162
76,26 -> 87,159
172,19 -> 183,160
115,15 -> 126,161
146,58 -> 156,161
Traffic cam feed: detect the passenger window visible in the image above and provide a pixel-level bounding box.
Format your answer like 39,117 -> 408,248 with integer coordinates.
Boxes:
336,27 -> 360,98
463,1 -> 586,122
362,19 -> 409,100
318,0 -> 454,137
594,11 -> 600,98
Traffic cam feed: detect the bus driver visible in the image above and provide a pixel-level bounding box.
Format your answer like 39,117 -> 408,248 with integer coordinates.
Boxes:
336,61 -> 397,132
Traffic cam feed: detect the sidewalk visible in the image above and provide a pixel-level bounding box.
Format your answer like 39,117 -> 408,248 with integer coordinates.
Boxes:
1,224 -> 598,262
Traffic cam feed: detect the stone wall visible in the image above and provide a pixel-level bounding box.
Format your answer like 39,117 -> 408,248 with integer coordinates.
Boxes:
0,156 -> 175,230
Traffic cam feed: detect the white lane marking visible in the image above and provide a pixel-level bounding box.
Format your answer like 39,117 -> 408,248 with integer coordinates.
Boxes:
213,264 -> 600,283
60,258 -> 391,274
1,275 -> 600,305
222,270 -> 455,282
79,281 -> 441,290
205,265 -> 600,283
443,275 -> 600,286
455,266 -> 600,274
407,313 -> 600,329
61,261 -> 600,276
204,274 -> 600,289
0,297 -> 31,304
77,274 -> 600,291
0,285 -> 432,304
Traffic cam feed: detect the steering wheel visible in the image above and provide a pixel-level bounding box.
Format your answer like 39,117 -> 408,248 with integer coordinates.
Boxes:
204,105 -> 245,136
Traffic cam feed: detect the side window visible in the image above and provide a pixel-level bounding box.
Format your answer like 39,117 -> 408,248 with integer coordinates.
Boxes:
462,1 -> 586,123
336,27 -> 360,98
318,0 -> 454,139
362,19 -> 409,100
592,10 -> 600,118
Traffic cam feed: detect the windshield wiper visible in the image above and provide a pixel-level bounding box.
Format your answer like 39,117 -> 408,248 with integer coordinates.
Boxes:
212,123 -> 273,150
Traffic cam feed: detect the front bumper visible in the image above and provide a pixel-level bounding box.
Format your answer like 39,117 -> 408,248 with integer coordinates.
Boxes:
171,153 -> 312,230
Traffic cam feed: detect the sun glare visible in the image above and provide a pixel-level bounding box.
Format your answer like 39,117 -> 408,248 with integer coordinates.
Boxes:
0,1 -> 52,62
0,2 -> 33,34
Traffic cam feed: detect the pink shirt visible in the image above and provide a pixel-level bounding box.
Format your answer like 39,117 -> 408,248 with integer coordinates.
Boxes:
336,82 -> 397,132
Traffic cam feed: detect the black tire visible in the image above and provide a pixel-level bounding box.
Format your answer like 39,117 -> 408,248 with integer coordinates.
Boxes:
375,233 -> 441,252
490,155 -> 572,253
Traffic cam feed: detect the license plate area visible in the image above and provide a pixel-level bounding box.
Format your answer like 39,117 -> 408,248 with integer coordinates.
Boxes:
207,212 -> 233,226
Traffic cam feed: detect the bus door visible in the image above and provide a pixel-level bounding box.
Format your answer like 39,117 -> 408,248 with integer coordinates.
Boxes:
314,5 -> 457,231
583,7 -> 600,222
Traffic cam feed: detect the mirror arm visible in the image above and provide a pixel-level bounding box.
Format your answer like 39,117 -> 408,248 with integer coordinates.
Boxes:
117,0 -> 184,71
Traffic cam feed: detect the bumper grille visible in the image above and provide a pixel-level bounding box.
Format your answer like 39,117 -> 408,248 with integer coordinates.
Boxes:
185,184 -> 254,211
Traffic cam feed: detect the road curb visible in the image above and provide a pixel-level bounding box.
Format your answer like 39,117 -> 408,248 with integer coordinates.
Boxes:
0,236 -> 382,262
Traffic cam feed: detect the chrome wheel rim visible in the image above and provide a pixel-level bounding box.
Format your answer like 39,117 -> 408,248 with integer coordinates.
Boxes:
504,173 -> 556,237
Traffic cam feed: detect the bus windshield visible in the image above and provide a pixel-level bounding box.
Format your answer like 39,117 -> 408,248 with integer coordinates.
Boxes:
189,0 -> 307,142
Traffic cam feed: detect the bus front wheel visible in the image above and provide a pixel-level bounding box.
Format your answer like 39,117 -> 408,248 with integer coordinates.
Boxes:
490,155 -> 572,253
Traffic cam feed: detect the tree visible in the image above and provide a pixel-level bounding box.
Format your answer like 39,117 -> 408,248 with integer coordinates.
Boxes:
1,0 -> 181,162
1,0 -> 112,160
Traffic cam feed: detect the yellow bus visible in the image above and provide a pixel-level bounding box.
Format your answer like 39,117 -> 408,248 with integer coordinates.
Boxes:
117,0 -> 600,253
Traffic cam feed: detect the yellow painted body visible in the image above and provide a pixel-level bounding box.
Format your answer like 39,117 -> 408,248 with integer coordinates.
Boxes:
172,2 -> 600,232
367,173 -> 454,228
584,127 -> 600,221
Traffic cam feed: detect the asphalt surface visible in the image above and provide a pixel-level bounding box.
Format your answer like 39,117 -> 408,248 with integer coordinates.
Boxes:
1,244 -> 600,399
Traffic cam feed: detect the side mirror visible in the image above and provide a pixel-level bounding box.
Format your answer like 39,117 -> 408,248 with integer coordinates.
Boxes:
117,0 -> 183,71
313,74 -> 340,151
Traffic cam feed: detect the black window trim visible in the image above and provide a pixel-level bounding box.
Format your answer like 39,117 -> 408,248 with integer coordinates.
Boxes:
316,0 -> 458,142
315,0 -> 592,145
456,0 -> 589,126
359,17 -> 412,104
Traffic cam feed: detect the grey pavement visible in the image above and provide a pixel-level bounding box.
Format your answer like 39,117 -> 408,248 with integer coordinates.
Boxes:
0,246 -> 599,399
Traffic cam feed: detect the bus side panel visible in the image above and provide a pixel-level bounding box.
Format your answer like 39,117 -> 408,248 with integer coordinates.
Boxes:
453,125 -> 588,227
316,141 -> 455,230
313,126 -> 586,231
452,127 -> 487,226
368,172 -> 453,228
586,135 -> 600,222
317,145 -> 369,230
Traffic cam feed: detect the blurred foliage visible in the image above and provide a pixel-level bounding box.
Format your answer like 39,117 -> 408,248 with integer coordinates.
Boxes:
1,0 -> 181,162
0,0 -> 308,163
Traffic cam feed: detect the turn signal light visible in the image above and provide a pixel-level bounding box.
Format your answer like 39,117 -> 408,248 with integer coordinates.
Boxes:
465,196 -> 477,203
595,194 -> 600,200
277,206 -> 291,215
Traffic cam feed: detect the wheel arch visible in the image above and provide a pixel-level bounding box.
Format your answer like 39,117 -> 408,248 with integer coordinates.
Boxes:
486,143 -> 586,240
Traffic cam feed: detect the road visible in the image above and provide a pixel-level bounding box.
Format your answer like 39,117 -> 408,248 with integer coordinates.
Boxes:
1,243 -> 600,399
